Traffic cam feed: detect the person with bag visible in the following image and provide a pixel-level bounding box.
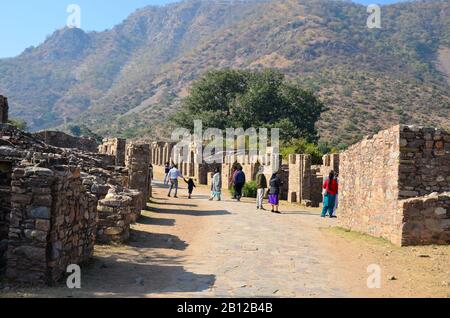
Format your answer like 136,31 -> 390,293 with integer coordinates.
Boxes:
321,171 -> 338,218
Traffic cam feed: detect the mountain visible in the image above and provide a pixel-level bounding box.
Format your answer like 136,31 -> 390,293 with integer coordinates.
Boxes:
0,0 -> 449,147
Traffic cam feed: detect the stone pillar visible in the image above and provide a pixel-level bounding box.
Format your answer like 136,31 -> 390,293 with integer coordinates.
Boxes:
0,96 -> 8,124
126,143 -> 151,206
288,154 -> 312,205
96,194 -> 132,244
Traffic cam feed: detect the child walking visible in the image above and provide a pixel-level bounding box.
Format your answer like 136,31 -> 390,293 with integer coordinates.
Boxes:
184,178 -> 196,199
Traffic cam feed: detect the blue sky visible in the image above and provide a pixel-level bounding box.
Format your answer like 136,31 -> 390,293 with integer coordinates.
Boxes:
0,0 -> 405,58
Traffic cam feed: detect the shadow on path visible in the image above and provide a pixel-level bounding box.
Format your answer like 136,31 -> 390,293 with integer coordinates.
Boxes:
138,214 -> 176,227
151,206 -> 231,217
129,229 -> 189,250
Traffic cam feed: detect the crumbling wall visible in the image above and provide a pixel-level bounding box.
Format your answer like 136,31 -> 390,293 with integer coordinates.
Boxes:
97,194 -> 132,244
33,131 -> 99,153
398,126 -> 450,199
321,154 -> 340,176
399,193 -> 450,246
339,125 -> 450,246
98,138 -> 126,166
0,95 -> 8,124
126,143 -> 151,209
6,165 -> 97,285
288,154 -> 312,205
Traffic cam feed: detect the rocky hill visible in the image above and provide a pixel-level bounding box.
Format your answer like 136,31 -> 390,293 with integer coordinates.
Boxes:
0,0 -> 449,147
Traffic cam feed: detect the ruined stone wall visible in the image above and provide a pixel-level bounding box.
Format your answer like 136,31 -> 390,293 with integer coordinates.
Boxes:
6,165 -> 97,284
339,126 -> 402,244
321,154 -> 340,176
97,194 -> 132,244
0,96 -> 8,124
126,143 -> 151,209
288,154 -> 312,205
98,138 -> 126,166
339,125 -> 450,246
398,126 -> 450,199
33,131 -> 99,153
399,192 -> 450,246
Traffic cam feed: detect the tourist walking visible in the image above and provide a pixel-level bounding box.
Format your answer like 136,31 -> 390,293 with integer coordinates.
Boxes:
256,166 -> 267,210
163,162 -> 171,185
321,171 -> 338,218
167,165 -> 183,198
233,167 -> 246,201
184,178 -> 196,199
209,168 -> 222,201
268,172 -> 282,214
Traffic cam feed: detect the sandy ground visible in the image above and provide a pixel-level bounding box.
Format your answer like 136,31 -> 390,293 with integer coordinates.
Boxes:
0,176 -> 448,298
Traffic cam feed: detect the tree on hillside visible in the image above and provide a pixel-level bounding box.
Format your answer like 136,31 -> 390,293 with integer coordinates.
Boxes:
171,69 -> 325,143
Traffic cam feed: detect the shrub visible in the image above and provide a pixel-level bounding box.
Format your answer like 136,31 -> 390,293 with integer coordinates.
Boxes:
243,181 -> 258,198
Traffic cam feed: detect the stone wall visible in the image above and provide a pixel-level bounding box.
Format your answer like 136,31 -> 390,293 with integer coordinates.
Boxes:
339,125 -> 450,246
33,131 -> 99,153
6,165 -> 98,285
398,126 -> 450,199
339,126 -> 402,244
126,143 -> 151,210
0,160 -> 12,269
96,194 -> 132,244
399,193 -> 450,246
99,138 -> 126,166
288,154 -> 312,205
0,95 -> 8,124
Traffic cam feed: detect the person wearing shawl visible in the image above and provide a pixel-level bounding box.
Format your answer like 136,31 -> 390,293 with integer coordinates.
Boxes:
209,167 -> 222,201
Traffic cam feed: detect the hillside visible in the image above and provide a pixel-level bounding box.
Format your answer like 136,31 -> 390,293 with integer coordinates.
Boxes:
0,0 -> 449,147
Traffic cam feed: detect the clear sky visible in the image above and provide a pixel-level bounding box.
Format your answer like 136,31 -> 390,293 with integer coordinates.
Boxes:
0,0 -> 406,58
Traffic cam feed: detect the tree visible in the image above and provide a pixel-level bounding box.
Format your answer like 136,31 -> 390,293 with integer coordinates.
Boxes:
8,119 -> 28,131
171,69 -> 325,143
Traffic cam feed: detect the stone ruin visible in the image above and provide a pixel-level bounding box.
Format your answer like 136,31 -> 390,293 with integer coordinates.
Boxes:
0,96 -> 8,124
148,124 -> 448,248
288,154 -> 339,207
99,138 -> 126,166
339,125 -> 450,246
33,130 -> 99,153
0,113 -> 153,285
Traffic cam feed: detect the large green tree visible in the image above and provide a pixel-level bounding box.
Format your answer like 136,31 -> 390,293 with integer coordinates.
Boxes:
171,69 -> 325,142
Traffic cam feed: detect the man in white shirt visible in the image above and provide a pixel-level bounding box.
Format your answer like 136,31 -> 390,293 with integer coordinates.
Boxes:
168,165 -> 183,198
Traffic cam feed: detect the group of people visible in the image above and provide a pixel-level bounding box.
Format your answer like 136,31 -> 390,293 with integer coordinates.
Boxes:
163,162 -> 339,217
224,164 -> 283,214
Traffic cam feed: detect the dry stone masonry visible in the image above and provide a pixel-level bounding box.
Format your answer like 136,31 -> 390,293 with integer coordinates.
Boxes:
0,107 -> 153,285
99,138 -> 126,166
339,125 -> 450,246
33,131 -> 99,153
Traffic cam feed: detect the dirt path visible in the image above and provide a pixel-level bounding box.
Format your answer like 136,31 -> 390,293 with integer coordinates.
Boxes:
1,180 -> 448,298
